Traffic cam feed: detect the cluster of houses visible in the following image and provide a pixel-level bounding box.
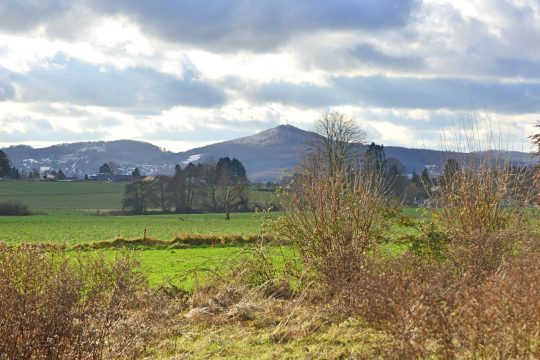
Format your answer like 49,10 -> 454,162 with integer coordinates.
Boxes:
38,166 -> 137,182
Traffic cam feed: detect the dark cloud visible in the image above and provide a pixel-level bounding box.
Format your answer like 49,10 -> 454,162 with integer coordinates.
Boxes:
0,1 -> 419,51
0,116 -> 107,142
0,0 -> 72,33
334,76 -> 540,114
349,43 -> 424,70
298,42 -> 425,73
248,76 -> 540,114
12,54 -> 225,110
494,57 -> 540,79
86,0 -> 418,51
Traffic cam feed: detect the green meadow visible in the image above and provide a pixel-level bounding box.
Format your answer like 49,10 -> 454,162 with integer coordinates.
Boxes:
0,179 -> 276,210
0,180 -> 125,210
0,180 -> 283,290
0,180 -> 432,290
0,211 -> 272,244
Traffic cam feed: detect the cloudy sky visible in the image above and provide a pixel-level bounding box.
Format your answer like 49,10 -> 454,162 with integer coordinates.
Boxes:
0,0 -> 538,152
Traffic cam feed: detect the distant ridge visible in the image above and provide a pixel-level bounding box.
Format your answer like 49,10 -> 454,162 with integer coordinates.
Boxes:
3,125 -> 536,182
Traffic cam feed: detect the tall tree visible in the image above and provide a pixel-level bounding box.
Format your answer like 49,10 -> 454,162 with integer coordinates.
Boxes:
99,163 -> 112,175
443,158 -> 460,184
9,167 -> 20,180
0,150 -> 11,177
364,142 -> 386,173
154,175 -> 173,212
312,111 -> 366,176
421,167 -> 431,186
122,179 -> 159,214
216,157 -> 248,220
170,164 -> 188,212
383,157 -> 408,198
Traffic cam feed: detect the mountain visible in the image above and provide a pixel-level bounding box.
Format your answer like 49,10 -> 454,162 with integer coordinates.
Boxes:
176,125 -> 316,181
3,140 -> 180,178
2,125 -> 537,182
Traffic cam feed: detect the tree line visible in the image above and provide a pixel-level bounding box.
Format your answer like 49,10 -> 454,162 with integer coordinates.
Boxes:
0,150 -> 20,179
122,157 -> 249,219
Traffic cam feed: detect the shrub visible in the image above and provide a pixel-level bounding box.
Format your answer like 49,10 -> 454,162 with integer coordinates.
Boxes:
0,201 -> 31,216
271,112 -> 540,358
0,245 -> 182,359
276,163 -> 388,299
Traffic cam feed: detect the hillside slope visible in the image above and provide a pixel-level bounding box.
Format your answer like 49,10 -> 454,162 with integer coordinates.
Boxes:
3,125 -> 536,182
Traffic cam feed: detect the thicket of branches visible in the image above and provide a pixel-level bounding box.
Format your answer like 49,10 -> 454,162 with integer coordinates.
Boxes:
272,111 -> 540,358
0,245 -> 183,359
122,157 -> 249,219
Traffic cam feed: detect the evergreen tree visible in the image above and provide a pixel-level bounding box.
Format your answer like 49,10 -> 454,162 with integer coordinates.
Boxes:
56,169 -> 65,180
421,168 -> 431,186
230,158 -> 247,179
0,150 -> 11,177
364,142 -> 386,172
131,167 -> 141,177
10,167 -> 20,180
99,163 -> 112,175
444,158 -> 460,181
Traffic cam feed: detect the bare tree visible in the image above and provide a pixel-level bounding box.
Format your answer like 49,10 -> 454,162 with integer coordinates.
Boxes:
154,175 -> 173,212
122,178 -> 159,214
277,111 -> 387,299
312,111 -> 367,176
215,157 -> 248,220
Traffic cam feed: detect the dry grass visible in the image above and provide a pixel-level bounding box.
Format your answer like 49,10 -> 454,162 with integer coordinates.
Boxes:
431,156 -> 535,277
72,233 -> 280,250
275,160 -> 388,299
0,244 -> 185,359
3,115 -> 540,358
260,114 -> 540,359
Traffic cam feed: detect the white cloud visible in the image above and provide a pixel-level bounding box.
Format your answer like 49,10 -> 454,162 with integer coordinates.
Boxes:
0,0 -> 538,152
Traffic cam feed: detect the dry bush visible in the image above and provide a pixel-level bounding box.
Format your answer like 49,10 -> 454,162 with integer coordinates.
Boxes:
320,243 -> 537,359
189,245 -> 297,313
277,163 -> 388,298
278,153 -> 388,290
275,111 -> 390,304
270,112 -> 540,358
0,244 -> 184,359
431,115 -> 537,277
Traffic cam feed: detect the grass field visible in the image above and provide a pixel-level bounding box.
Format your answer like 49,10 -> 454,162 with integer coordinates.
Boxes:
0,211 -> 274,244
0,179 -> 437,291
110,245 -> 295,289
0,180 -> 125,209
0,180 -> 277,210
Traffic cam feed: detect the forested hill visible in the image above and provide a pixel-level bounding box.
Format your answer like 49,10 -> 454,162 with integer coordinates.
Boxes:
3,125 -> 536,182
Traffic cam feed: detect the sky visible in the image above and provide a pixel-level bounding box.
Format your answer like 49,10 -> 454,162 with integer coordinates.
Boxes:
0,0 -> 538,152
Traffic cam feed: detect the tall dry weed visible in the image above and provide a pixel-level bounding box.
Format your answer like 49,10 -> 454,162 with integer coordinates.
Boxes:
0,244 -> 183,360
276,160 -> 388,298
432,114 -> 537,276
